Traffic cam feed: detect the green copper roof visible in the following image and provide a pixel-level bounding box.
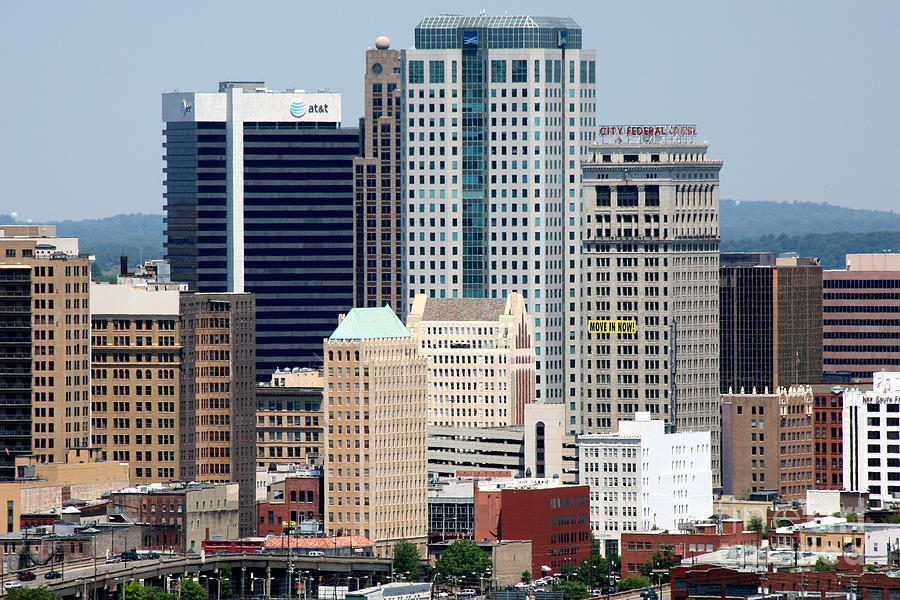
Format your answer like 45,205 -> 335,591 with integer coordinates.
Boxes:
329,305 -> 410,341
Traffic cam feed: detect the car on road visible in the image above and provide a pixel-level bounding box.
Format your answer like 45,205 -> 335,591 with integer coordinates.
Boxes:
458,590 -> 477,597
5,582 -> 22,591
640,587 -> 658,600
45,571 -> 63,580
307,550 -> 324,557
17,571 -> 36,582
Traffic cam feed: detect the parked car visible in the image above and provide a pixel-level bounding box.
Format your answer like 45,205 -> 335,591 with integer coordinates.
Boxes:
5,582 -> 22,590
45,571 -> 63,580
17,571 -> 36,582
640,588 -> 658,600
307,550 -> 324,557
458,590 -> 477,597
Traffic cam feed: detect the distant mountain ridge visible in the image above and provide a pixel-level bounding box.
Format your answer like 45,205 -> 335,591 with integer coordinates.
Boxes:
2,200 -> 899,276
720,199 -> 900,240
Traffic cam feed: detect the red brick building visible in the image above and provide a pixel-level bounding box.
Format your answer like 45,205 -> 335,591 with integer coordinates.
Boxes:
620,521 -> 757,579
672,563 -> 900,600
474,479 -> 590,579
257,473 -> 323,536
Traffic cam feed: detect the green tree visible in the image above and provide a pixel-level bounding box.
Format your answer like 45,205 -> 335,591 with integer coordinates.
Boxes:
521,571 -> 532,584
813,557 -> 837,572
393,540 -> 422,582
618,576 -> 651,591
7,589 -> 62,600
553,580 -> 589,600
178,577 -> 207,600
124,581 -> 148,600
219,565 -> 234,598
639,546 -> 679,583
435,540 -> 492,586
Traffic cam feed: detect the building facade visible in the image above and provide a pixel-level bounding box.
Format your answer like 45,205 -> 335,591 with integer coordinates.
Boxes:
721,385 -> 814,500
843,371 -> 900,508
403,15 -> 597,406
720,253 -> 823,393
256,369 -> 324,470
109,481 -> 240,554
163,82 -> 359,377
823,254 -> 900,382
407,293 -> 535,427
354,38 -> 404,315
580,133 -> 722,484
0,227 -> 91,478
323,306 -> 428,555
474,478 -> 591,579
90,282 -> 182,483
179,292 -> 256,534
256,468 -> 323,536
577,413 -> 713,557
812,384 -> 858,490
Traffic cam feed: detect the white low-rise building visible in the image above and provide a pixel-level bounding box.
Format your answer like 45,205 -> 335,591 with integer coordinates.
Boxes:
577,412 -> 713,556
843,371 -> 900,508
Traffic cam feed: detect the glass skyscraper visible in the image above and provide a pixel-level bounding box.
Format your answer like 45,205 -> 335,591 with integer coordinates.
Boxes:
403,16 -> 596,406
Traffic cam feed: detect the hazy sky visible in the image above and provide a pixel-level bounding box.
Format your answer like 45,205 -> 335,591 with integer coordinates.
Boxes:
1,0 -> 898,221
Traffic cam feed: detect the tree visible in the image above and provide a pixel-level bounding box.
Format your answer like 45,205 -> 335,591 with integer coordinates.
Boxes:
521,571 -> 532,584
393,540 -> 422,582
7,589 -> 62,600
435,540 -> 492,586
813,557 -> 837,572
178,577 -> 207,600
639,546 -> 679,583
219,565 -> 234,598
553,580 -> 589,600
748,515 -> 765,567
618,576 -> 651,591
124,581 -> 148,600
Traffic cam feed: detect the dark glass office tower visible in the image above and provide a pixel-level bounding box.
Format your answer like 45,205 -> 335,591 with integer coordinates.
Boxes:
163,82 -> 360,378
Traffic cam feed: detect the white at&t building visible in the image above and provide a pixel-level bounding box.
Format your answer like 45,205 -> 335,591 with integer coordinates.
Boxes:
844,371 -> 900,508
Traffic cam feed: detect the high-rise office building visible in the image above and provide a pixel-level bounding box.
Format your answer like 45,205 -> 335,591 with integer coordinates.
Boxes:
90,280 -> 183,484
179,292 -> 256,534
581,129 -> 723,485
163,82 -> 359,378
402,15 -> 597,404
406,293 -> 535,427
824,254 -> 900,382
354,38 -> 405,314
0,226 -> 91,479
720,252 -> 823,393
255,368 -> 324,470
323,306 -> 427,555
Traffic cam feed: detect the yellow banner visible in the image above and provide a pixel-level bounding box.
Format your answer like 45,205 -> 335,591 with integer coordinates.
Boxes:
588,320 -> 636,335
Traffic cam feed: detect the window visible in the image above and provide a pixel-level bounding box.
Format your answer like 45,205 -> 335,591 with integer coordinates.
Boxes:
429,60 -> 444,84
512,60 -> 527,83
491,60 -> 506,83
408,61 -> 424,84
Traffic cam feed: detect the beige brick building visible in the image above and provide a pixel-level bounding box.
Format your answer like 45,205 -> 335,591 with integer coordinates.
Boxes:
0,226 -> 90,479
256,368 -> 324,470
406,293 -> 536,428
721,385 -> 814,500
90,281 -> 182,483
179,292 -> 257,534
323,306 -> 427,555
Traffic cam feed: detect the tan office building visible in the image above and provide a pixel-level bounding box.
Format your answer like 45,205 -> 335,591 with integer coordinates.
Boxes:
323,306 -> 427,555
90,281 -> 182,483
0,226 -> 90,479
179,292 -> 256,534
406,293 -> 536,427
721,385 -> 814,500
353,37 -> 404,315
256,368 -> 325,470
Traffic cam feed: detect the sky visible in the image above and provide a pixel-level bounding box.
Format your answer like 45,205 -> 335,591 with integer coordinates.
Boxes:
1,0 -> 898,222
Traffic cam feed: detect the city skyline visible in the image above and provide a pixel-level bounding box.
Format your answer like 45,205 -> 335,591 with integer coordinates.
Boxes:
2,1 -> 898,220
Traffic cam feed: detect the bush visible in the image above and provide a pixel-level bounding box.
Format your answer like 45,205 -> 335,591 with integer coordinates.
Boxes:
618,576 -> 651,591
